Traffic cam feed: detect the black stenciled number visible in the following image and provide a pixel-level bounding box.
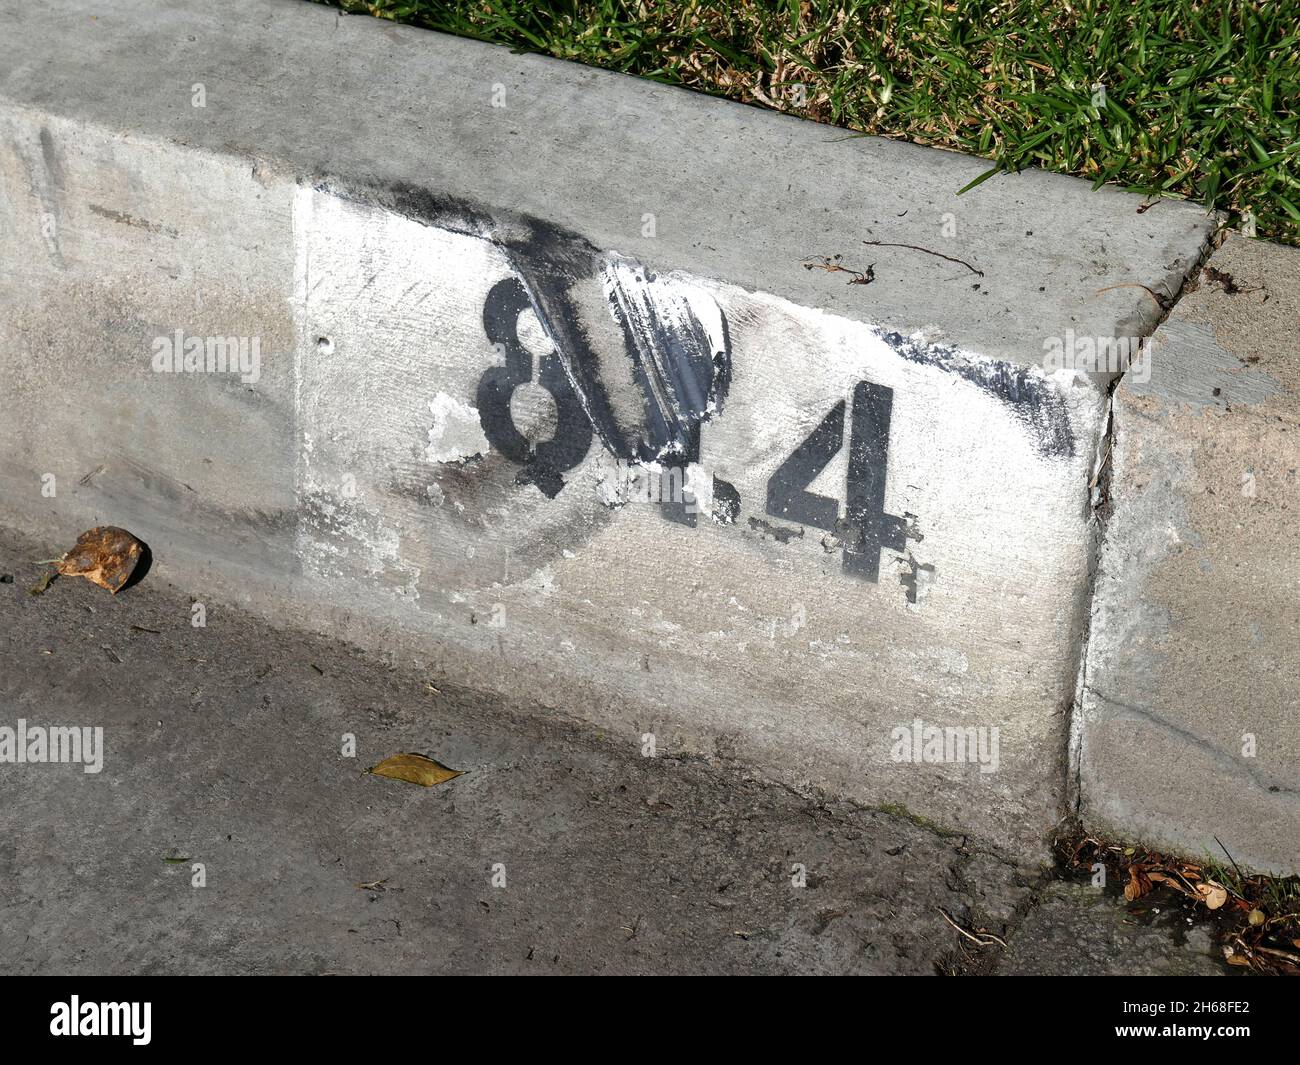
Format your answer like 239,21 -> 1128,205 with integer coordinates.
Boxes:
477,278 -> 592,499
843,381 -> 908,581
766,398 -> 845,531
766,381 -> 907,582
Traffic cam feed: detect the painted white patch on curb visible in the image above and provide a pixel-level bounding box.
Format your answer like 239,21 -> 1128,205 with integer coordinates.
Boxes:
425,392 -> 490,464
284,184 -> 1104,831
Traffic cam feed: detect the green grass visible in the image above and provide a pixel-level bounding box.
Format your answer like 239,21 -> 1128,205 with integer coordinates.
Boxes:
320,0 -> 1300,244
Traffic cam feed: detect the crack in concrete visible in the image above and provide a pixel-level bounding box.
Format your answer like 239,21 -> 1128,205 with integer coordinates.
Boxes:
1083,684 -> 1300,800
1066,225 -> 1225,821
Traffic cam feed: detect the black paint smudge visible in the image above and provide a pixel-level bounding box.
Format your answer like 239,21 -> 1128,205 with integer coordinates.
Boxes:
747,516 -> 804,544
712,478 -> 741,525
603,260 -> 731,464
877,330 -> 1075,459
325,178 -> 731,477
319,177 -> 1069,470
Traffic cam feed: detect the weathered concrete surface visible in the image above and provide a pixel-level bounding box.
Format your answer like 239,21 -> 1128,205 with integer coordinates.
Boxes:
0,524 -> 1045,976
0,523 -> 1237,977
0,0 -> 1215,854
0,0 -> 1209,373
995,881 -> 1223,976
1077,235 -> 1300,875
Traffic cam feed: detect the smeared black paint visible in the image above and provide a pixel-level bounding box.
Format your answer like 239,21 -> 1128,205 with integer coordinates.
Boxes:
747,516 -> 804,544
601,258 -> 732,527
314,178 -> 1047,605
603,264 -> 731,465
653,427 -> 735,530
656,422 -> 701,528
323,178 -> 1070,483
878,330 -> 1075,459
325,179 -> 732,494
711,477 -> 741,525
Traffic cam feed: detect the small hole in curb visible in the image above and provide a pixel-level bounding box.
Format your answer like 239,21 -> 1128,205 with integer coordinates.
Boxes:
316,336 -> 334,355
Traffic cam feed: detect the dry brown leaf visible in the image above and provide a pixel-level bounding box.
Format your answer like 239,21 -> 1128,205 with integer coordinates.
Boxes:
1124,866 -> 1153,901
1196,881 -> 1229,910
369,752 -> 462,787
54,526 -> 145,593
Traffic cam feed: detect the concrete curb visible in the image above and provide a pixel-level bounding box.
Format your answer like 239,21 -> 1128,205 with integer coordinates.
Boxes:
1076,234 -> 1300,875
1,0 -> 1217,856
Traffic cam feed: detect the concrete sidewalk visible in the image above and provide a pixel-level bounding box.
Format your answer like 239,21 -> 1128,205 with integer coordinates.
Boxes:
0,524 -> 1224,975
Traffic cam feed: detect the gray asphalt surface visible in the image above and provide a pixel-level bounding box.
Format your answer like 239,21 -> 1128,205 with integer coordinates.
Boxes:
0,524 -> 1225,975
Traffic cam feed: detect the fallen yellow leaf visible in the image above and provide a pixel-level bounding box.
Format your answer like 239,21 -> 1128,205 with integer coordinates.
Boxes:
369,753 -> 462,787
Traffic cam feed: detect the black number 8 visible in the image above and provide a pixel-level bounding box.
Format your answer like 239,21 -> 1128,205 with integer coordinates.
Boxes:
476,278 -> 593,498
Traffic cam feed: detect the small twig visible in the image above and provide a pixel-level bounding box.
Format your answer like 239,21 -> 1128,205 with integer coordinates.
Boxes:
937,907 -> 1005,947
1095,282 -> 1169,309
861,240 -> 983,277
1169,868 -> 1203,898
1214,835 -> 1247,890
937,908 -> 984,944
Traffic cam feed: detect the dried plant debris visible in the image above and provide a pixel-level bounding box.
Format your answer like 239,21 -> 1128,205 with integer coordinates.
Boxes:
368,752 -> 463,787
800,254 -> 875,285
45,526 -> 146,594
1061,829 -> 1300,975
1201,264 -> 1267,300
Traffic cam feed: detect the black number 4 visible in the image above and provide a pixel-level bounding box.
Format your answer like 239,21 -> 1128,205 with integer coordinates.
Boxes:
765,381 -> 908,582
